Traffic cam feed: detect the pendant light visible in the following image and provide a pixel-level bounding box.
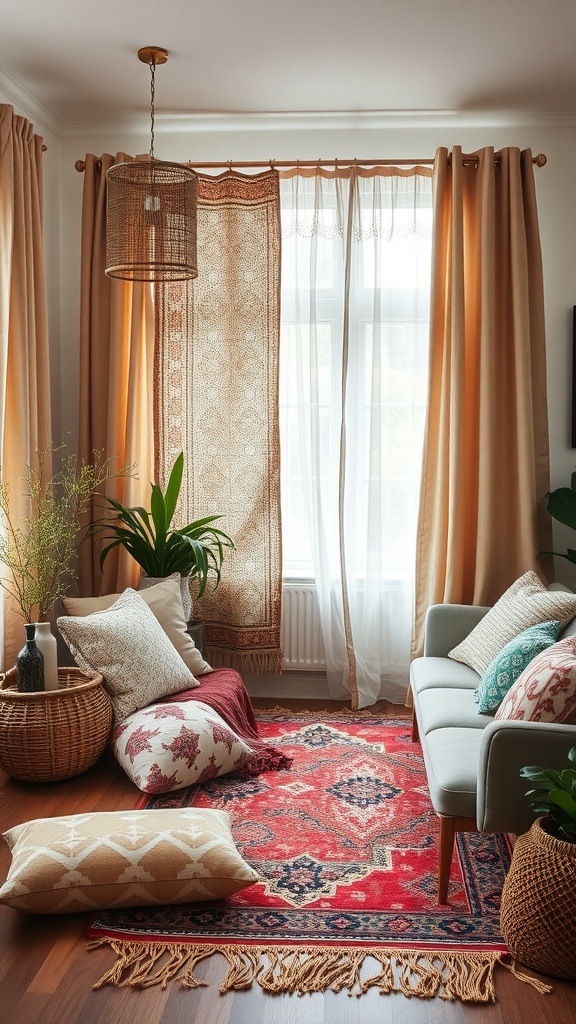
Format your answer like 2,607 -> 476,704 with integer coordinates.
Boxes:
105,46 -> 198,282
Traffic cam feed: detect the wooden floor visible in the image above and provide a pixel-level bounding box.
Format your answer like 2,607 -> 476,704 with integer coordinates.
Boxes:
0,697 -> 573,1024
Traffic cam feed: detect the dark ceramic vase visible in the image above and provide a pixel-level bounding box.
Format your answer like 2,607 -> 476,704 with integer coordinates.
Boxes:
16,623 -> 45,692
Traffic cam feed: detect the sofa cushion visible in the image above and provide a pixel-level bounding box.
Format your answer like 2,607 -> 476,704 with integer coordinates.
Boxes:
475,619 -> 560,713
420,728 -> 483,819
416,687 -> 495,735
448,571 -> 576,676
410,656 -> 480,698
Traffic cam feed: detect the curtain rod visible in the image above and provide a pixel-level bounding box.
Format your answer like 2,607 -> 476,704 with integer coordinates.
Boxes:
74,153 -> 547,173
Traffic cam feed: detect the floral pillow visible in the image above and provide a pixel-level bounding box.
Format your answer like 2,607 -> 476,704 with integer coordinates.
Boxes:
495,634 -> 576,722
113,699 -> 254,793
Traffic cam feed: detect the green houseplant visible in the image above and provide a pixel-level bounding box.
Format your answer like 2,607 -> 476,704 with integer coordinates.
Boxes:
0,446 -> 127,625
499,746 -> 576,979
544,471 -> 576,564
520,746 -> 576,843
0,445 -> 128,691
95,451 -> 235,607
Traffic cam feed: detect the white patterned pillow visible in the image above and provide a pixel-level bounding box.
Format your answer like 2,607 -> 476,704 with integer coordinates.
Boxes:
58,589 -> 197,723
495,635 -> 576,722
112,699 -> 254,793
0,808 -> 260,913
448,571 -> 576,676
62,577 -> 211,677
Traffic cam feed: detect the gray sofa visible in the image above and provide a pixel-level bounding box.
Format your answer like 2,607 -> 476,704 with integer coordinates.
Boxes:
409,601 -> 576,903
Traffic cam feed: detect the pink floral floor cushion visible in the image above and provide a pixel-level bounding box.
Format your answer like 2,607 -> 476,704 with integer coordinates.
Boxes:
112,699 -> 255,793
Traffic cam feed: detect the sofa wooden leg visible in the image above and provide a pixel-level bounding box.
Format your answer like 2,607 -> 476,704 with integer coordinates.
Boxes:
410,706 -> 419,742
438,815 -> 456,904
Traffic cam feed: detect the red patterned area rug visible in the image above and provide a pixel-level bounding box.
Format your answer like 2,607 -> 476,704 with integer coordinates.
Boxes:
86,710 -> 550,1002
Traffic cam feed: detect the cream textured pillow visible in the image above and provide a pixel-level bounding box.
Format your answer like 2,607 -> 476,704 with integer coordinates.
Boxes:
448,571 -> 576,676
113,699 -> 254,793
63,577 -> 211,677
495,635 -> 576,722
0,808 -> 260,913
58,589 -> 197,722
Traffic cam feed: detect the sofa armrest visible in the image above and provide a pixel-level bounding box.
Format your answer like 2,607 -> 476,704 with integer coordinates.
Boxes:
423,604 -> 490,657
477,719 -> 576,835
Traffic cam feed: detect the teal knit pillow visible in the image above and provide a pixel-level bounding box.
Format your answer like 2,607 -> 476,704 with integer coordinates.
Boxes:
475,619 -> 561,713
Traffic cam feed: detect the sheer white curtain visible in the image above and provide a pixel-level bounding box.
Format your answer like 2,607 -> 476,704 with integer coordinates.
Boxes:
279,167 -> 432,708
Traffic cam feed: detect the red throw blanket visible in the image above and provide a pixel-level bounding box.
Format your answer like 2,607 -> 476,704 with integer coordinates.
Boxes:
160,668 -> 292,776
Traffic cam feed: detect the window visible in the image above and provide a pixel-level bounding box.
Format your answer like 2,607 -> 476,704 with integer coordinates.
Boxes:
279,172 -> 433,581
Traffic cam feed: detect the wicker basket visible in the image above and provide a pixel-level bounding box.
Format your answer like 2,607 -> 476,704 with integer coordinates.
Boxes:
0,667 -> 113,782
500,817 -> 576,980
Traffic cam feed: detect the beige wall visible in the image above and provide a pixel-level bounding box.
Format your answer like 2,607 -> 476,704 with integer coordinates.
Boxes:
3,89 -> 576,585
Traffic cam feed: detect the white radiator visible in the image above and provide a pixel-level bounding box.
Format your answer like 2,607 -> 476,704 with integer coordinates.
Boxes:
281,583 -> 326,671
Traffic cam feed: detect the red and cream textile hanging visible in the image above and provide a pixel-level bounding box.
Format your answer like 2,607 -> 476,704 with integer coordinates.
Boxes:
155,170 -> 282,673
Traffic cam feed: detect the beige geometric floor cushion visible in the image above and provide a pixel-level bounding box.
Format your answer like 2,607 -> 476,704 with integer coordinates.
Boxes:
0,807 -> 260,913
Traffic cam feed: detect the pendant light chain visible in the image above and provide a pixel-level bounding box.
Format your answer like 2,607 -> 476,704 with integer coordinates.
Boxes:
149,56 -> 156,162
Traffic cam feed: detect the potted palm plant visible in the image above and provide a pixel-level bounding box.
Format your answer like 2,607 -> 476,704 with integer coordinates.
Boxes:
94,451 -> 235,619
499,746 -> 576,979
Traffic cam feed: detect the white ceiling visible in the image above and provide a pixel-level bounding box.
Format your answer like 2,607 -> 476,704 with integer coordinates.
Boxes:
1,0 -> 576,129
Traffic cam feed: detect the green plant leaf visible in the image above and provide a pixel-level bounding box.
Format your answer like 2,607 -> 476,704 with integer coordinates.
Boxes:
547,789 -> 576,817
163,452 -> 184,527
520,766 -> 562,787
150,484 -> 167,548
547,486 -> 576,530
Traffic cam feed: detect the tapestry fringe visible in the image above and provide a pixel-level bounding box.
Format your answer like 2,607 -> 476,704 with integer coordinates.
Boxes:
205,647 -> 284,676
86,940 -> 553,1002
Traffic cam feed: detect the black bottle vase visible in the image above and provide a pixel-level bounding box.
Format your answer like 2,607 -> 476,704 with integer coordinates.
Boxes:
17,623 -> 45,692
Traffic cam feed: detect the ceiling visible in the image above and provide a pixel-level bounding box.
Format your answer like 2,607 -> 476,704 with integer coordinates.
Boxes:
2,0 -> 576,129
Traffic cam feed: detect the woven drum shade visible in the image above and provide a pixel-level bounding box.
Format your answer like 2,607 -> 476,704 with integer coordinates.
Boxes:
105,160 -> 198,282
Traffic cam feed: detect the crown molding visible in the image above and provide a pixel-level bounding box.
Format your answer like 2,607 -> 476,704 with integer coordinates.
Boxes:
0,65 -> 61,138
56,107 -> 576,138
2,70 -> 576,140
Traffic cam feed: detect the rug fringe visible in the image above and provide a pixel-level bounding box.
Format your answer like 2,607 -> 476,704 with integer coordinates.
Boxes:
85,940 -> 553,1001
253,705 -> 393,718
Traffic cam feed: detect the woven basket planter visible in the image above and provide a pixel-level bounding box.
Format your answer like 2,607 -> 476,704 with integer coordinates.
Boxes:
0,667 -> 113,782
500,816 -> 576,980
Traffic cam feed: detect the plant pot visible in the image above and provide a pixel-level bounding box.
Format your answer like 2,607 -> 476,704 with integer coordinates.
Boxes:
500,816 -> 576,980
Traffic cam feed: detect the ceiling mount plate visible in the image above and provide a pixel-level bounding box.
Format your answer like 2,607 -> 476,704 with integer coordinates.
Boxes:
137,46 -> 168,66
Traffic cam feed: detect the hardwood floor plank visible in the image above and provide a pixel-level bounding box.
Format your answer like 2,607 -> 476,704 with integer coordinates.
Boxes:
28,925 -> 87,993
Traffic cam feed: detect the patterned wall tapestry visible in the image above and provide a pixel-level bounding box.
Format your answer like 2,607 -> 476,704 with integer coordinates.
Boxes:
154,170 -> 282,673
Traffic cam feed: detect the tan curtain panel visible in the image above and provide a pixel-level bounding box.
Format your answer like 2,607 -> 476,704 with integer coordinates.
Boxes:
155,170 -> 282,672
0,105 -> 52,668
412,146 -> 551,658
77,153 -> 155,598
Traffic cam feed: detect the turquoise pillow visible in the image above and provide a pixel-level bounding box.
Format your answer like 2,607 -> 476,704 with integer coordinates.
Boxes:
475,619 -> 561,713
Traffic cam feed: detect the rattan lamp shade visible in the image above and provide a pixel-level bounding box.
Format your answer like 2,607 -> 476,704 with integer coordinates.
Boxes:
105,160 -> 198,282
